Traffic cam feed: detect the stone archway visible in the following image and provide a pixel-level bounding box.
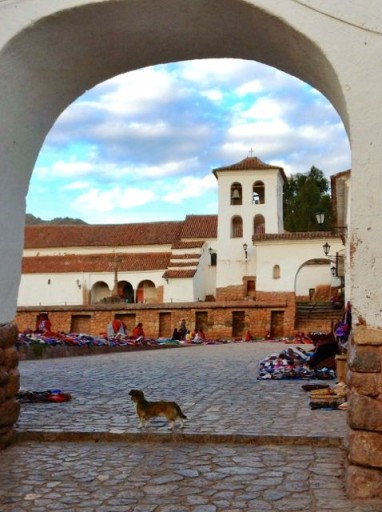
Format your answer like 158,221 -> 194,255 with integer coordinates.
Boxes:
90,281 -> 110,304
0,0 -> 381,497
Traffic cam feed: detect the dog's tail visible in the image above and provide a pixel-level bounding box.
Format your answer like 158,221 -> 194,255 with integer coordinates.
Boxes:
176,404 -> 187,419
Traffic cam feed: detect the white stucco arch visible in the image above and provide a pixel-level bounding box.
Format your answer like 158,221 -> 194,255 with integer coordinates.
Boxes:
0,0 -> 382,333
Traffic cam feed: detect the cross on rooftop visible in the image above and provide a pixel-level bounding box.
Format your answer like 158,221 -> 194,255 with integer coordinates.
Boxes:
249,148 -> 254,157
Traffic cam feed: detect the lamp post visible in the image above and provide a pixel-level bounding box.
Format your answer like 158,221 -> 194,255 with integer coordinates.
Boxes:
323,242 -> 331,256
243,243 -> 248,259
316,210 -> 325,226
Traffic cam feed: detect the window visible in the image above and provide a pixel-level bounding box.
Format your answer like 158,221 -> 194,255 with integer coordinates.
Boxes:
232,216 -> 243,238
252,181 -> 265,204
253,215 -> 265,235
230,182 -> 242,205
273,265 -> 280,279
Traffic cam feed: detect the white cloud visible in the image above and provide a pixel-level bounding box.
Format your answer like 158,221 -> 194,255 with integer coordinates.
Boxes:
162,173 -> 217,204
73,186 -> 156,214
27,58 -> 351,224
202,89 -> 224,102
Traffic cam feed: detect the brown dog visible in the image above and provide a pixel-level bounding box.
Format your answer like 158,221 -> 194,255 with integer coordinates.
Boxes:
129,389 -> 187,430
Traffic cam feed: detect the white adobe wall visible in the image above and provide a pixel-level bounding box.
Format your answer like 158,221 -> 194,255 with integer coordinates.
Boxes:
255,238 -> 343,292
18,269 -> 168,307
295,264 -> 336,297
163,279 -> 195,303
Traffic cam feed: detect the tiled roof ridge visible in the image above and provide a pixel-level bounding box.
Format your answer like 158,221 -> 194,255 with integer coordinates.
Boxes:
162,269 -> 197,279
253,231 -> 341,241
212,155 -> 287,182
214,155 -> 278,170
171,241 -> 205,249
170,254 -> 201,260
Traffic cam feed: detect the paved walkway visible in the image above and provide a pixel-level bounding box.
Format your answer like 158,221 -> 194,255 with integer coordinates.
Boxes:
1,343 -> 380,511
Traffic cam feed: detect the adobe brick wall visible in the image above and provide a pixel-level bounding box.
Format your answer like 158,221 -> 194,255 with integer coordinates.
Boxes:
0,323 -> 20,448
345,327 -> 382,498
15,298 -> 296,340
215,285 -> 245,301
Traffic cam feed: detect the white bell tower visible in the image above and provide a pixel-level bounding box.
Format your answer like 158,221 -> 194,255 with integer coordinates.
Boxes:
212,155 -> 286,294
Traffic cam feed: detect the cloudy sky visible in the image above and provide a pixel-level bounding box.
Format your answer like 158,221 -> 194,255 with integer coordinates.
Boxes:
27,58 -> 351,225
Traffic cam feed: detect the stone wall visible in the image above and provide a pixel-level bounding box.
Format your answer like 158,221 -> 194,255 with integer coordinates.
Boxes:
15,299 -> 295,339
345,326 -> 382,498
215,285 -> 245,301
0,323 -> 20,448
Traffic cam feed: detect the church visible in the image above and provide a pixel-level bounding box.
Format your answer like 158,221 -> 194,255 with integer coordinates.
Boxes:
16,155 -> 346,339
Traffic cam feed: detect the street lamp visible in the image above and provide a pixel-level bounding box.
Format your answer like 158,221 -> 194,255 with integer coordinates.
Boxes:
323,242 -> 331,256
243,243 -> 248,259
316,210 -> 325,225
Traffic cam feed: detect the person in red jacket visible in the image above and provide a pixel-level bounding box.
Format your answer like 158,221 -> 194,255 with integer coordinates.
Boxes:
35,312 -> 52,334
132,322 -> 144,338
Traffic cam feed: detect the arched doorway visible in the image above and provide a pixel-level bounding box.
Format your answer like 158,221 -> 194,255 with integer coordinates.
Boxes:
0,1 -> 380,496
90,281 -> 110,304
136,280 -> 157,304
118,280 -> 134,303
0,1 -> 349,321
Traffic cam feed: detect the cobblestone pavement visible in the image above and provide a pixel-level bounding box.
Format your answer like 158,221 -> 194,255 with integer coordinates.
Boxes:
1,343 -> 380,511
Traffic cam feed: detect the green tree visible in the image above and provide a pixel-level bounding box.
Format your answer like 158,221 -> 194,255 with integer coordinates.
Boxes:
283,166 -> 332,231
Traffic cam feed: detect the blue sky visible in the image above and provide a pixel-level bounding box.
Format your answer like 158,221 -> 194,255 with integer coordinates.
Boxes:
27,58 -> 351,225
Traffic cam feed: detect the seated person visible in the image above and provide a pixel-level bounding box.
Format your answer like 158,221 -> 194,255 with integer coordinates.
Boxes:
245,330 -> 254,341
35,312 -> 52,334
132,322 -> 144,338
308,333 -> 339,370
107,319 -> 127,338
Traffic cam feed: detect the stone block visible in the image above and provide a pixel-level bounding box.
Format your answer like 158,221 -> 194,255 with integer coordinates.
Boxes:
347,371 -> 382,397
348,429 -> 382,468
353,325 -> 382,346
2,346 -> 19,369
0,425 -> 16,449
0,323 -> 18,349
0,368 -> 9,386
4,368 -> 20,398
0,399 -> 20,427
348,392 -> 382,432
348,341 -> 381,373
345,464 -> 382,498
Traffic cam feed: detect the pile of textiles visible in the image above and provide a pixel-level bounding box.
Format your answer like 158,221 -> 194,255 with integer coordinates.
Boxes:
257,346 -> 336,380
16,389 -> 72,403
17,331 -> 161,348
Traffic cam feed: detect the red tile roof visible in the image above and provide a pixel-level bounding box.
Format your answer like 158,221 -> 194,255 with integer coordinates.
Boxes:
22,252 -> 172,273
24,222 -> 183,249
162,269 -> 197,279
213,156 -> 287,182
171,240 -> 205,250
169,254 -> 201,260
180,215 -> 218,239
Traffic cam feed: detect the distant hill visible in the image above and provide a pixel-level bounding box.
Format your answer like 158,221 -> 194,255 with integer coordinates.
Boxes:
25,214 -> 87,225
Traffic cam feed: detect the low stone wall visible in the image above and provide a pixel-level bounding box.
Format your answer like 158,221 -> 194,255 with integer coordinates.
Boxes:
17,342 -> 179,361
345,326 -> 382,498
0,323 -> 20,449
15,299 -> 296,339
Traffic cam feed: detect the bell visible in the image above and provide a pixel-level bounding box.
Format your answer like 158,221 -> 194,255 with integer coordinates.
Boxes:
231,189 -> 240,200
